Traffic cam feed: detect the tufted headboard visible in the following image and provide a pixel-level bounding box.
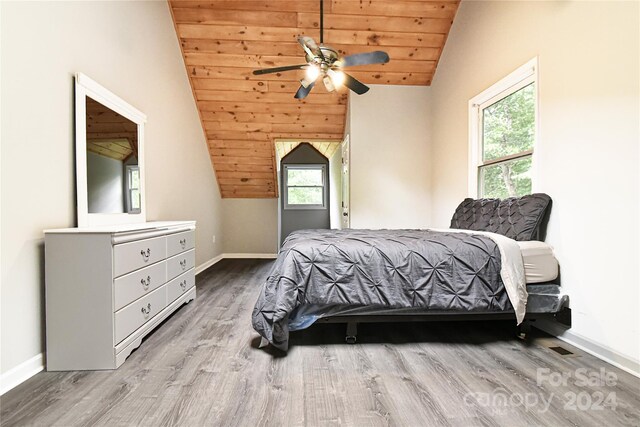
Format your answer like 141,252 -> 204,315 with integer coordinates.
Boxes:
450,193 -> 552,241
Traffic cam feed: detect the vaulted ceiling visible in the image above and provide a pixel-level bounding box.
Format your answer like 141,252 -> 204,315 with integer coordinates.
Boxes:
169,0 -> 460,198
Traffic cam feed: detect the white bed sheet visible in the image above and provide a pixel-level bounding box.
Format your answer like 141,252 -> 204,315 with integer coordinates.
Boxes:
518,241 -> 559,283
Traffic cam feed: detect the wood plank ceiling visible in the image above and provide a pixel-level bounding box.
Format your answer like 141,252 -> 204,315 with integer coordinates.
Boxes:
86,98 -> 138,162
169,0 -> 460,198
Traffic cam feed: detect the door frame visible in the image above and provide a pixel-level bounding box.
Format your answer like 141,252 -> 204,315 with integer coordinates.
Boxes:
341,135 -> 350,229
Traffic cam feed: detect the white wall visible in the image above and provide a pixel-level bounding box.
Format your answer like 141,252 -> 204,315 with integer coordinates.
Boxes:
430,1 -> 639,370
222,199 -> 278,254
328,147 -> 343,229
0,1 -> 224,376
348,85 -> 431,229
86,152 -> 125,214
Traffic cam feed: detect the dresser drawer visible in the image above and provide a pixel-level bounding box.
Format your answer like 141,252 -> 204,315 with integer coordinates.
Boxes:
167,230 -> 195,258
167,249 -> 195,281
113,261 -> 167,311
167,269 -> 195,303
114,285 -> 167,344
114,236 -> 167,277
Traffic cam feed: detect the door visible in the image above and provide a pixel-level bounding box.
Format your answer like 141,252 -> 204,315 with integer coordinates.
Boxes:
341,136 -> 350,229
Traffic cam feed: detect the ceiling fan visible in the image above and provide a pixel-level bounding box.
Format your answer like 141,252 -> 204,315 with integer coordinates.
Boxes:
252,0 -> 390,99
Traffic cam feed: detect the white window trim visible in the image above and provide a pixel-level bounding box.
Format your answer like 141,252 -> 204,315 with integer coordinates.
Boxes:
468,57 -> 539,198
283,164 -> 327,210
125,165 -> 141,214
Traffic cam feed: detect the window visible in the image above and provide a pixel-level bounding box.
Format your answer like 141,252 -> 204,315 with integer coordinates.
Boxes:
126,165 -> 141,213
284,164 -> 326,209
469,58 -> 537,198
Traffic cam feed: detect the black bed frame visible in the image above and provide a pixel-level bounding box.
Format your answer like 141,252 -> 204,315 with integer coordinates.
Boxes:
316,305 -> 572,344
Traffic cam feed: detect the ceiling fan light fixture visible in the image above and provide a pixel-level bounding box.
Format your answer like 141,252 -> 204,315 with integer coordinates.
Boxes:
305,64 -> 321,82
323,75 -> 335,92
328,69 -> 345,89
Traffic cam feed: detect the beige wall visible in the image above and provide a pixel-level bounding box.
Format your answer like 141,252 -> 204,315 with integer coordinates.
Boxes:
430,1 -> 639,367
0,1 -> 224,375
348,85 -> 432,229
221,199 -> 279,254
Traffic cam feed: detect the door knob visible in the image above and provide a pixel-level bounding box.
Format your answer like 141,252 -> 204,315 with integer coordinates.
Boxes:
343,212 -> 348,217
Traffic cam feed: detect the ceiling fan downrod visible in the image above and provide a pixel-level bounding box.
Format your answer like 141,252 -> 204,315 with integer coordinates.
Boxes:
320,0 -> 324,44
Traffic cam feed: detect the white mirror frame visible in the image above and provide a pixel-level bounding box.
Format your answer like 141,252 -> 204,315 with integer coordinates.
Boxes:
75,73 -> 147,227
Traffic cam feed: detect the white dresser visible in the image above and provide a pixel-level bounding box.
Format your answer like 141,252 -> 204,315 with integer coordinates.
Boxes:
44,221 -> 197,371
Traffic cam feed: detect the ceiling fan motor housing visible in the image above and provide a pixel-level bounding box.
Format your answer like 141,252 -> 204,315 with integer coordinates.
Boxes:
306,46 -> 340,68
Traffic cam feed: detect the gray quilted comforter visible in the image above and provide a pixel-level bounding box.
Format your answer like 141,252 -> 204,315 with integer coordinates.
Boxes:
252,229 -> 512,350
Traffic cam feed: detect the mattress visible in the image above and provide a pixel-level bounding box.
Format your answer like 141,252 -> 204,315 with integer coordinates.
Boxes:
518,241 -> 558,283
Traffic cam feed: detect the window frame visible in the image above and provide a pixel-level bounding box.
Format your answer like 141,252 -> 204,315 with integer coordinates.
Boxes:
468,57 -> 539,198
283,164 -> 327,210
125,165 -> 141,214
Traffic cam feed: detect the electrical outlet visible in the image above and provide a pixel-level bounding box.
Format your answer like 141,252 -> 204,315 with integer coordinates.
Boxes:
212,235 -> 216,244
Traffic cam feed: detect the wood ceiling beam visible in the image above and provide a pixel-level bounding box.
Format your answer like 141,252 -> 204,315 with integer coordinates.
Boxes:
213,163 -> 275,173
202,111 -> 344,124
215,171 -> 275,179
207,130 -> 344,141
195,90 -> 346,105
209,140 -> 272,149
204,121 -> 344,134
170,1 -> 328,14
197,101 -> 346,115
214,148 -> 274,158
189,67 -> 432,86
172,8 -> 299,27
296,13 -> 453,34
330,1 -> 458,19
176,24 -> 446,47
212,156 -> 274,165
188,65 -> 304,81
348,70 -> 433,85
181,39 -> 441,62
185,52 -> 435,73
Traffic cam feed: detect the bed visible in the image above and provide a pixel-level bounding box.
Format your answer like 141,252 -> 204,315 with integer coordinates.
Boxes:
252,193 -> 571,350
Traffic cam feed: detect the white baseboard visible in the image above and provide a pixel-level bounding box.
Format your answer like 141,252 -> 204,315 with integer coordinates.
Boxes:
195,254 -> 224,275
1,353 -> 44,395
223,253 -> 277,259
536,320 -> 640,378
195,253 -> 277,276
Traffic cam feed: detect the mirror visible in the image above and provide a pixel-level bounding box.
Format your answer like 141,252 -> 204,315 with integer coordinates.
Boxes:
75,73 -> 147,227
86,97 -> 140,214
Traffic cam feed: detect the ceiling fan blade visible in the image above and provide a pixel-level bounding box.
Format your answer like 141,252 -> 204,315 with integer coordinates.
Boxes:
343,72 -> 370,95
294,82 -> 315,99
253,64 -> 307,75
298,36 -> 318,57
341,51 -> 390,67
299,36 -> 325,61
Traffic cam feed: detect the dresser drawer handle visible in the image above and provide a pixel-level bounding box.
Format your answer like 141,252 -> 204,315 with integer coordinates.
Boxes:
140,276 -> 151,290
180,280 -> 187,291
140,248 -> 151,262
141,303 -> 151,318
180,259 -> 187,270
179,239 -> 187,249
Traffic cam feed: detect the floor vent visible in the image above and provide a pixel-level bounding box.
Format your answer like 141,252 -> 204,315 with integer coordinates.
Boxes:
549,346 -> 573,356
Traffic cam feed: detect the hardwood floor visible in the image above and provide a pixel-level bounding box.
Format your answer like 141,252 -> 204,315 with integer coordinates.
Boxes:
2,259 -> 639,426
